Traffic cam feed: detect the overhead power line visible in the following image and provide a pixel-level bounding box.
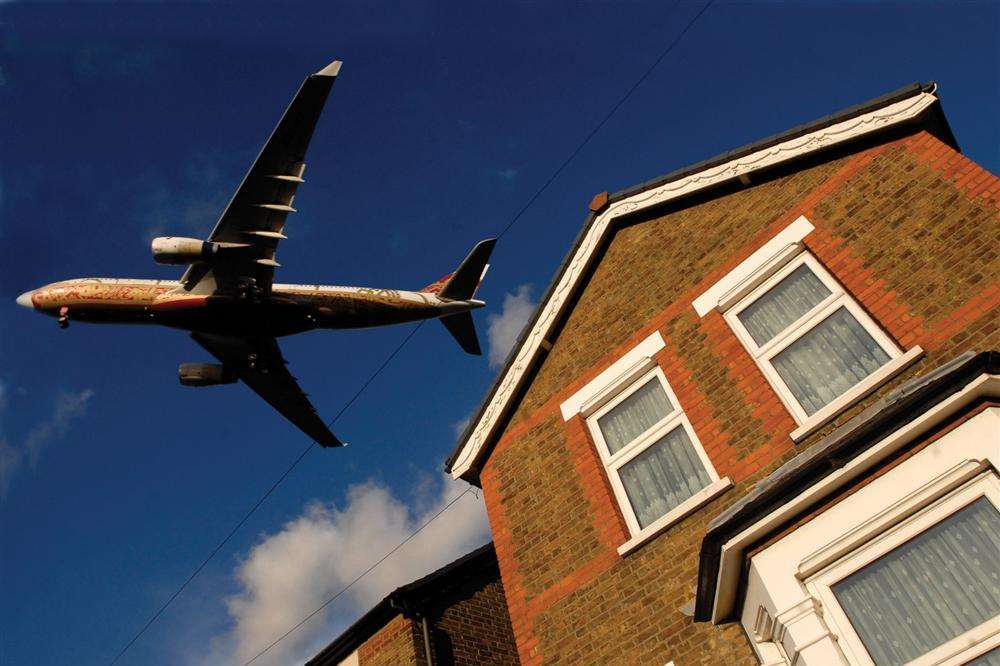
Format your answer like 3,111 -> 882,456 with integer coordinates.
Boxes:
108,1 -> 714,662
108,322 -> 425,665
244,487 -> 475,665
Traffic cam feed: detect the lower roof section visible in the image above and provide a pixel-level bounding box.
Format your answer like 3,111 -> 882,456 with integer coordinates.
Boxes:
306,541 -> 497,665
694,350 -> 1000,623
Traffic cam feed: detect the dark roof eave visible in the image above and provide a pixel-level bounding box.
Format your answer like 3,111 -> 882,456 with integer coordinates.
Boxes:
305,542 -> 497,665
693,350 -> 999,623
445,81 -> 948,481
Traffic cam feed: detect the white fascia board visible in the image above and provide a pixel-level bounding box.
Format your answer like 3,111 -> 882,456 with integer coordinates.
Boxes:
559,330 -> 665,420
449,92 -> 940,480
710,373 -> 1000,623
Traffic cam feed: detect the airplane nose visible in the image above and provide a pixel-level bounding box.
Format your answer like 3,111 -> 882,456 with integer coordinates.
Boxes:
16,291 -> 35,309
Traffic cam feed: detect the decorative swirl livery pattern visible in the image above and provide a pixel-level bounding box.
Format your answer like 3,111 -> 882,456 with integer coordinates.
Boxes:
449,93 -> 938,478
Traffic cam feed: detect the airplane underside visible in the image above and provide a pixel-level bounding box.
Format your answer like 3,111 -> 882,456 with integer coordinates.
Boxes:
30,290 -> 462,338
15,58 -> 496,446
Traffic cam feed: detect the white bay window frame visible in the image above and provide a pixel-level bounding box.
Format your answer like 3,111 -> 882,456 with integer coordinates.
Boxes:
736,402 -> 1000,666
723,250 -> 922,441
807,472 -> 1000,666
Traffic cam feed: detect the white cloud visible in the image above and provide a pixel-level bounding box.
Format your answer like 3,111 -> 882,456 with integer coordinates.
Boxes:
452,415 -> 471,438
0,387 -> 94,498
486,284 -> 537,369
24,389 -> 94,466
204,475 -> 490,666
494,167 -> 519,182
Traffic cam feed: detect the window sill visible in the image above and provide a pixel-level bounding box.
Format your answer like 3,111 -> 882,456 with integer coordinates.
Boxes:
618,477 -> 733,556
789,346 -> 924,443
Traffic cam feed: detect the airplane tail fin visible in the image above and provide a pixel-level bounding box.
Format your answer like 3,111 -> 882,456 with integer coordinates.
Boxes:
422,238 -> 496,356
421,238 -> 497,300
440,311 -> 481,355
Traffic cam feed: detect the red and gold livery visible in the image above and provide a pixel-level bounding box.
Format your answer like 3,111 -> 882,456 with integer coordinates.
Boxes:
16,60 -> 494,447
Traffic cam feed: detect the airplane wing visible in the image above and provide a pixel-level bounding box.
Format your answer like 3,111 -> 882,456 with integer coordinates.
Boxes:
191,332 -> 343,447
179,60 -> 342,296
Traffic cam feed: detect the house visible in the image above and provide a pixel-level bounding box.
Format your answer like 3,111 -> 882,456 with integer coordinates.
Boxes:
446,82 -> 1000,665
307,542 -> 519,665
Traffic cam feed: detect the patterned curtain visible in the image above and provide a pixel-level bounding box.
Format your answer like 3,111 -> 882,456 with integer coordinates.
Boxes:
832,497 -> 1000,666
771,307 -> 890,415
617,426 -> 711,529
737,264 -> 831,345
597,378 -> 673,455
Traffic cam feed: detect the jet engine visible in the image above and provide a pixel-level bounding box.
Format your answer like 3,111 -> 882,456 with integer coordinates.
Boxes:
179,363 -> 238,386
152,237 -> 251,265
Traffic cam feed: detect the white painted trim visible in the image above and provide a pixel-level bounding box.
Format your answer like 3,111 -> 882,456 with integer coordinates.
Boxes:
806,472 -> 1000,666
794,458 -> 987,580
722,251 -> 910,432
710,373 -> 1000,624
560,331 -> 666,420
449,91 -> 939,479
788,346 -> 924,442
693,215 -> 814,317
617,477 -> 732,556
584,365 -> 724,537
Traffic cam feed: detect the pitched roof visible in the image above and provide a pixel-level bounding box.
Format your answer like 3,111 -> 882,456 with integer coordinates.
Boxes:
305,541 -> 497,666
447,82 -> 955,482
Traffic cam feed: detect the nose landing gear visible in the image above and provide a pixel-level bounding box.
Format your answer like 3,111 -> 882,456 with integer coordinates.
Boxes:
58,306 -> 70,329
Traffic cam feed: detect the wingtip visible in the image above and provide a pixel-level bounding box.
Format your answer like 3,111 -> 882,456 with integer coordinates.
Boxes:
315,60 -> 343,78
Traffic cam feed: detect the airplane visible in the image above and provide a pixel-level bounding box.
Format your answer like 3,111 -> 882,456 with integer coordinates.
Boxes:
15,60 -> 496,448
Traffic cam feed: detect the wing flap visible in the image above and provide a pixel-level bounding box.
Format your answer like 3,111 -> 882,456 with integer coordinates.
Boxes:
190,333 -> 342,447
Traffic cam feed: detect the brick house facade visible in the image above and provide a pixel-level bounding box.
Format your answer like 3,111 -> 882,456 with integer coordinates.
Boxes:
447,83 -> 1000,665
307,543 -> 519,666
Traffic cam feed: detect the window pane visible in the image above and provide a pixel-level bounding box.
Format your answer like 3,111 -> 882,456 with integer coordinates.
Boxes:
737,264 -> 831,346
771,307 -> 890,415
832,497 -> 1000,666
617,425 -> 711,529
597,378 -> 673,455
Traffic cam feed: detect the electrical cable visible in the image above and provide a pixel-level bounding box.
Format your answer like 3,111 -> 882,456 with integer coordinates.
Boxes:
108,1 -> 714,661
243,487 -> 475,665
496,0 -> 712,240
108,322 -> 425,665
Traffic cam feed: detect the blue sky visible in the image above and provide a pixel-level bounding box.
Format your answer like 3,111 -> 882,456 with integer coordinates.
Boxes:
1,1 -> 997,664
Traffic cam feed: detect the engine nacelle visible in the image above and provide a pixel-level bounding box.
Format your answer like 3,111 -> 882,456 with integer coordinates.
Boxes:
152,237 -> 252,265
179,363 -> 238,387
152,237 -> 214,265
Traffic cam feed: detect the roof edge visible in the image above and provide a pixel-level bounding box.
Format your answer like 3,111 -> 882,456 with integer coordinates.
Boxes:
447,82 -> 946,481
305,542 -> 497,665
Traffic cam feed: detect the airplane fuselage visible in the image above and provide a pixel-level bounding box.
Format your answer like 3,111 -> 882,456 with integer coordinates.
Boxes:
18,278 -> 483,338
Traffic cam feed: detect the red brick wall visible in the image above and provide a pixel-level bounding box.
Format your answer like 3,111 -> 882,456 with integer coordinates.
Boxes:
352,559 -> 517,666
430,575 -> 520,665
358,614 -> 424,666
479,129 -> 1000,665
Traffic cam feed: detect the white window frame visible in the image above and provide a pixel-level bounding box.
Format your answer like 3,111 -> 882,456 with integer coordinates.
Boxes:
806,472 -> 1000,666
723,250 -> 922,441
584,365 -> 730,553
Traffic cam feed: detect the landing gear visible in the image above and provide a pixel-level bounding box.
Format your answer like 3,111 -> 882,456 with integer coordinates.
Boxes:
237,278 -> 264,303
58,306 -> 70,329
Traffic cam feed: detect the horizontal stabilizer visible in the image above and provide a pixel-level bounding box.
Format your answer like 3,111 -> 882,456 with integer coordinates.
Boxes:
440,312 -> 481,355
